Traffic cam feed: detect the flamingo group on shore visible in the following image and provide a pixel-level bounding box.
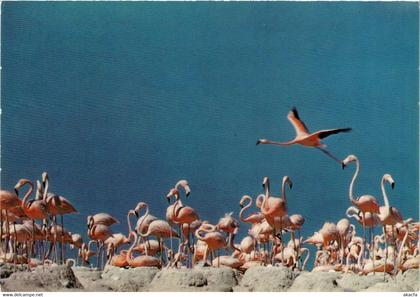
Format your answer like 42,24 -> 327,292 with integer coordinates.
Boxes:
1,154 -> 418,275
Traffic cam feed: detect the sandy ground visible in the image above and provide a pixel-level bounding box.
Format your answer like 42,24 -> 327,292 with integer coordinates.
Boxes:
0,264 -> 418,292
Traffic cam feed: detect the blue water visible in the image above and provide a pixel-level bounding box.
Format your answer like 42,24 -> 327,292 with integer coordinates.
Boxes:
2,2 -> 418,264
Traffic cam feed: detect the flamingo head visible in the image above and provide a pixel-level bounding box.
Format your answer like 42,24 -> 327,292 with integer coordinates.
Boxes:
239,195 -> 251,208
342,154 -> 357,169
255,194 -> 264,208
87,216 -> 95,229
283,176 -> 293,189
14,179 -> 32,192
41,171 -> 49,184
175,179 -> 191,197
256,139 -> 268,145
166,188 -> 178,203
383,174 -> 395,189
262,176 -> 269,188
134,202 -> 147,215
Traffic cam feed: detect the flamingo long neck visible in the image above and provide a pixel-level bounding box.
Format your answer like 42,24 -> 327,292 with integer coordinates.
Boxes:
381,176 -> 390,208
239,197 -> 252,222
195,229 -> 205,241
262,180 -> 270,212
127,211 -> 133,234
281,179 -> 288,206
43,177 -> 49,201
357,243 -> 365,270
229,233 -> 241,253
349,158 -> 359,205
126,233 -> 137,264
397,230 -> 409,266
138,206 -> 150,237
172,193 -> 183,218
21,181 -> 34,208
301,248 -> 310,270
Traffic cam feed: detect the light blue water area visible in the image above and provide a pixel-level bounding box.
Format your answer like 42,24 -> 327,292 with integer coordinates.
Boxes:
2,2 -> 418,264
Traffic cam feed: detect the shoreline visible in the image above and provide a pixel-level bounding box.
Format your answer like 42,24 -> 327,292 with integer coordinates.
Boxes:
0,264 -> 418,292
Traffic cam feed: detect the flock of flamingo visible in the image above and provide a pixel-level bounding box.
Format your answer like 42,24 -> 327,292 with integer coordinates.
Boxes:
0,108 -> 418,278
0,156 -> 419,276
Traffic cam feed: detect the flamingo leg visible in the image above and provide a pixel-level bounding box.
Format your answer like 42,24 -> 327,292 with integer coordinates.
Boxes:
13,222 -> 17,270
53,216 -> 58,264
61,215 -> 65,264
383,225 -> 388,280
316,146 -> 343,165
4,211 -> 10,262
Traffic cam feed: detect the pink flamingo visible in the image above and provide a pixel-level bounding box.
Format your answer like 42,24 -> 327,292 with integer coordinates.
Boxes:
239,195 -> 264,225
257,107 -> 351,164
343,154 -> 380,248
138,202 -> 179,262
15,179 -> 49,265
378,174 -> 403,276
126,232 -> 161,268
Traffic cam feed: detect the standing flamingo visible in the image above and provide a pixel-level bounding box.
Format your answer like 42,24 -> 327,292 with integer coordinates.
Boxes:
0,188 -> 23,260
377,174 -> 403,276
256,107 -> 351,164
194,223 -> 228,267
15,179 -> 49,265
138,202 -> 179,263
166,182 -> 198,259
239,195 -> 264,225
342,154 -> 380,251
42,172 -> 77,264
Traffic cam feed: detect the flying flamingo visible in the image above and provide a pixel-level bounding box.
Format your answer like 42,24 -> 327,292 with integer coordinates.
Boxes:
343,154 -> 380,251
126,232 -> 161,268
256,107 -> 352,164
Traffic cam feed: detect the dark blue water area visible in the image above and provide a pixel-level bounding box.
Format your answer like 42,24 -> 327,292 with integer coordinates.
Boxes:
2,2 -> 418,268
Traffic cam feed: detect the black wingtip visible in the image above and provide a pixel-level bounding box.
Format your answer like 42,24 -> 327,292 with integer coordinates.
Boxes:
342,128 -> 352,133
291,106 -> 299,117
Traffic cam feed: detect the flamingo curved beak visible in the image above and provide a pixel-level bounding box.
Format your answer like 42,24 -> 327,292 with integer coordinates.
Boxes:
391,182 -> 395,189
341,162 -> 346,170
134,210 -> 139,218
186,191 -> 191,197
289,182 -> 293,190
166,196 -> 171,204
256,140 -> 261,145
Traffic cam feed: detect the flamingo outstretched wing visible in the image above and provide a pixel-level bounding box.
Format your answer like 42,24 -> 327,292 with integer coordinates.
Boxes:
287,107 -> 309,137
312,128 -> 352,139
